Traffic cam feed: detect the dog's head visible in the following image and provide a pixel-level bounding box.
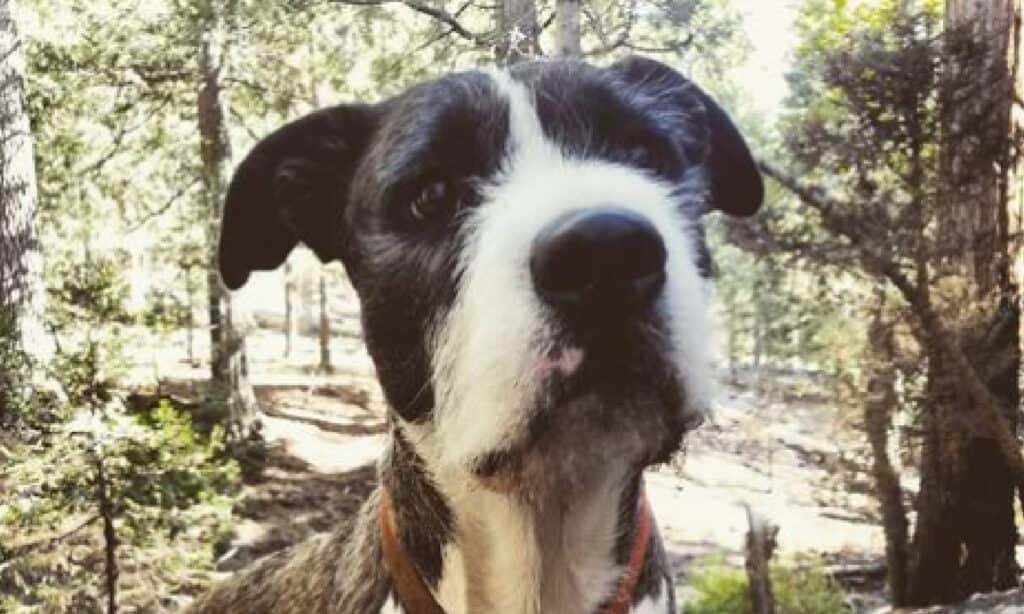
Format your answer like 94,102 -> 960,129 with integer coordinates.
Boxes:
219,57 -> 762,492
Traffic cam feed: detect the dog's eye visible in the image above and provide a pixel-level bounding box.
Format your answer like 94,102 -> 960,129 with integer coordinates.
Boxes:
622,140 -> 682,178
409,181 -> 456,222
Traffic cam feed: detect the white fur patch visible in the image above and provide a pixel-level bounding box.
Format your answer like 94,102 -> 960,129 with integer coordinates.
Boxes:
378,595 -> 403,613
434,543 -> 468,612
429,465 -> 629,614
427,68 -> 713,470
631,581 -> 673,613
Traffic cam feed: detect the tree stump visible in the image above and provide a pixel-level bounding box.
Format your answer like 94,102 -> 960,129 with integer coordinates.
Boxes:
744,504 -> 779,614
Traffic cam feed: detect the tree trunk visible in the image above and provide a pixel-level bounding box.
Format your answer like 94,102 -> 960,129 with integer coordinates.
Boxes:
906,0 -> 1022,604
951,0 -> 1021,595
555,0 -> 581,58
743,505 -> 778,614
908,346 -> 972,605
0,0 -> 44,358
864,287 -> 910,606
495,0 -> 541,65
318,270 -> 332,373
198,0 -> 256,428
93,451 -> 119,614
752,278 -> 767,374
284,261 -> 294,359
186,264 -> 196,367
953,0 -> 1024,595
943,0 -> 1017,298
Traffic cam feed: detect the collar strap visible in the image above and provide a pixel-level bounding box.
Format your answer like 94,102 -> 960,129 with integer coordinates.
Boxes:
379,491 -> 447,614
603,490 -> 652,614
379,488 -> 653,614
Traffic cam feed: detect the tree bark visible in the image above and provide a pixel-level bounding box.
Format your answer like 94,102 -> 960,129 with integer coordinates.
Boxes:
864,287 -> 910,606
943,0 -> 1018,295
495,0 -> 541,65
198,0 -> 256,428
0,0 -> 44,357
908,0 -> 1023,602
907,347 -> 967,604
555,0 -> 581,58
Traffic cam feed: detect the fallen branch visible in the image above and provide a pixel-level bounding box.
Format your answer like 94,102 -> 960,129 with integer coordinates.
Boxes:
903,588 -> 1024,613
824,562 -> 889,587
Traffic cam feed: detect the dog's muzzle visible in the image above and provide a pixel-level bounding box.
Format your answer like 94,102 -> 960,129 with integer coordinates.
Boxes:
530,207 -> 667,319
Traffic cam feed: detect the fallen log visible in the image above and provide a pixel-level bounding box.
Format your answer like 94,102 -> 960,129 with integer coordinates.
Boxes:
883,588 -> 1024,613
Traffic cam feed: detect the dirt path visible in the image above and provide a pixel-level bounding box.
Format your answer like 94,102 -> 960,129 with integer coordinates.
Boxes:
213,371 -> 883,605
126,295 -> 884,601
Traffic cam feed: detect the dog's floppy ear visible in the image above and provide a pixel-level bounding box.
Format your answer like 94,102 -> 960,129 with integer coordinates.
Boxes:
610,56 -> 763,217
218,104 -> 378,290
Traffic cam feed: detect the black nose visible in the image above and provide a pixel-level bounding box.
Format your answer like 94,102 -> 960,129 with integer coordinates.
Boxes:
530,208 -> 667,314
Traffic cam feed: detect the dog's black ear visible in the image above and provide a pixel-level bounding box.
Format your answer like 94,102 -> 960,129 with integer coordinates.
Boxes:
218,104 -> 377,290
610,56 -> 763,217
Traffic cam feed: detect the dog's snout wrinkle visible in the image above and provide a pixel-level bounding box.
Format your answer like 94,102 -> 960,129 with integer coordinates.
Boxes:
530,207 -> 667,315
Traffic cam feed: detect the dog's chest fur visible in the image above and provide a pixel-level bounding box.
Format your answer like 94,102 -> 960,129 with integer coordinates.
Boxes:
432,474 -> 625,613
183,482 -> 674,614
375,435 -> 675,613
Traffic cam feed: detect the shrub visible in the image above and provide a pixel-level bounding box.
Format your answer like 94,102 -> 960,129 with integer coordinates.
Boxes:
683,556 -> 848,614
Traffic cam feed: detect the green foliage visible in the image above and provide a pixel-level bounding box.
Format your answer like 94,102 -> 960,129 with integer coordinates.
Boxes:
0,309 -> 34,428
0,396 -> 241,611
709,89 -> 870,375
1,213 -> 245,611
49,253 -> 133,327
711,225 -> 871,374
683,562 -> 750,614
139,289 -> 191,330
0,309 -> 63,435
683,558 -> 849,614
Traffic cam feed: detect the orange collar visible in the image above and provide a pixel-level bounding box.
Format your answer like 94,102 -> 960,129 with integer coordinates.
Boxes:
379,489 -> 652,614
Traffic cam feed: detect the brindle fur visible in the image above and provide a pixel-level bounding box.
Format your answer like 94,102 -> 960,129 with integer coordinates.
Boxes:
183,487 -> 390,613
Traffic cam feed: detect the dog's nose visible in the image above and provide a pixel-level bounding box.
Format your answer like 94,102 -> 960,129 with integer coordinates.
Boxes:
530,208 -> 666,314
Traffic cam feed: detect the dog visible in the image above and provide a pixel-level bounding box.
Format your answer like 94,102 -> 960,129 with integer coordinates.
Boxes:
186,55 -> 762,614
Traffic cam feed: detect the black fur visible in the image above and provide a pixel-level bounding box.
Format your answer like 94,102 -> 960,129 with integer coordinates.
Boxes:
609,56 -> 764,217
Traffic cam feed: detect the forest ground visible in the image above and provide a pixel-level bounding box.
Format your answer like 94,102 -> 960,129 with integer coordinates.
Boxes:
124,279 -> 896,611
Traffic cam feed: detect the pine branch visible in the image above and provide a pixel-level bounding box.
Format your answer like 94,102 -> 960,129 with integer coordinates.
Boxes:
3,515 -> 101,560
331,0 -> 485,45
127,179 -> 199,231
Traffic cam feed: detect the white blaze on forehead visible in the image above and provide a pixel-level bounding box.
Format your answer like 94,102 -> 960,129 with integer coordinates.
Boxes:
487,68 -> 548,156
426,68 -> 714,470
